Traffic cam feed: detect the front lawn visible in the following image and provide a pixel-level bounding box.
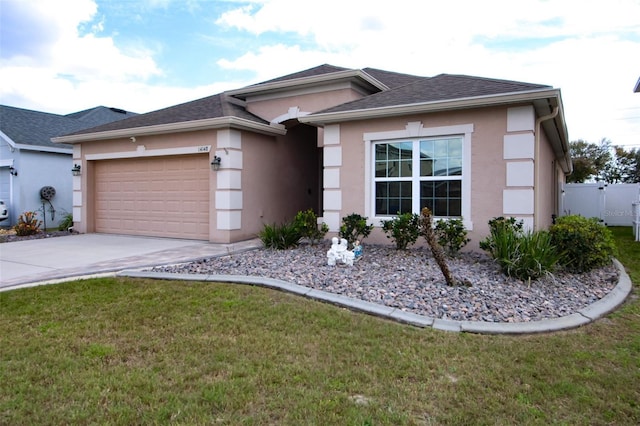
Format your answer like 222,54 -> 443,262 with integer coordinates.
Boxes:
1,227 -> 638,425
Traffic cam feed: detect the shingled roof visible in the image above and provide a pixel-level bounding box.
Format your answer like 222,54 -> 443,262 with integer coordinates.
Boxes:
55,65 -> 557,140
63,93 -> 269,137
313,74 -> 552,114
0,105 -> 136,150
252,64 -> 352,85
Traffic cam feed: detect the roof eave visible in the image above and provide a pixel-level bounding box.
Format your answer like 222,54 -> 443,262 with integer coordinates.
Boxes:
52,116 -> 286,144
14,143 -> 73,154
1,130 -> 72,153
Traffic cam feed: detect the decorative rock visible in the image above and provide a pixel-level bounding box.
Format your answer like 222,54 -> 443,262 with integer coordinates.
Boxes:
151,244 -> 619,323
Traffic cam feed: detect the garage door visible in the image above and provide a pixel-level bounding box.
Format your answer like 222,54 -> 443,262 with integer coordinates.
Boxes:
94,154 -> 210,240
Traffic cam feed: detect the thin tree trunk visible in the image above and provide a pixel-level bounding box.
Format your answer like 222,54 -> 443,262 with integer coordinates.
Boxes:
420,207 -> 457,286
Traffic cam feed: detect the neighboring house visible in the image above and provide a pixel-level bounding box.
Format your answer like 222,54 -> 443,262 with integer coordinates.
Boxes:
0,105 -> 136,227
52,64 -> 572,249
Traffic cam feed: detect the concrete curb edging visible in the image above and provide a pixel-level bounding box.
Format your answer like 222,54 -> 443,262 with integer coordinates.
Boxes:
117,258 -> 633,335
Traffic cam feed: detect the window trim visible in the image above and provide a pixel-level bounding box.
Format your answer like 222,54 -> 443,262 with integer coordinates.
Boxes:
364,122 -> 473,230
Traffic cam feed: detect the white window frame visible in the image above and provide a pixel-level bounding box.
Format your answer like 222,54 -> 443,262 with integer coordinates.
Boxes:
364,122 -> 473,230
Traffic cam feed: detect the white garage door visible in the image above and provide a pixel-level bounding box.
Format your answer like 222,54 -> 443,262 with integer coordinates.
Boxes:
94,155 -> 210,240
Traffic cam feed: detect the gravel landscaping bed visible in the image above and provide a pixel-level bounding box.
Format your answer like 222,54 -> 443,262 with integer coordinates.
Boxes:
151,243 -> 620,323
0,229 -> 78,243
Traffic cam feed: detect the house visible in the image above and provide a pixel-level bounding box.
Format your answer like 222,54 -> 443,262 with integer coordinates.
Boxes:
0,105 -> 136,227
52,65 -> 572,249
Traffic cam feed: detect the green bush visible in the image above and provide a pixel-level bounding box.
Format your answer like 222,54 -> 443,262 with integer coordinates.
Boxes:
479,216 -> 523,252
14,211 -> 42,236
258,222 -> 301,250
58,213 -> 73,231
549,215 -> 616,273
339,213 -> 374,246
434,218 -> 470,256
381,212 -> 420,250
480,217 -> 560,281
293,209 -> 328,246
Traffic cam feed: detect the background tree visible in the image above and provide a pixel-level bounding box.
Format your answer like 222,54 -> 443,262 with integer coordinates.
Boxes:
603,146 -> 639,183
567,139 -> 612,183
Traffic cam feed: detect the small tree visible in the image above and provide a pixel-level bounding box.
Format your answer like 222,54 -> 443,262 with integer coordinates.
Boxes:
419,208 -> 463,286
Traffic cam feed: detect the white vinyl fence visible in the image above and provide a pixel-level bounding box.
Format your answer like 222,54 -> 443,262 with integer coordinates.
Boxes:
561,183 -> 640,241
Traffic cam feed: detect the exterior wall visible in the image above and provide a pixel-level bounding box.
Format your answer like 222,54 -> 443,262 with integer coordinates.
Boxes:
241,124 -> 319,237
246,87 -> 364,122
0,138 -> 15,224
75,124 -> 319,244
503,105 -> 535,231
20,151 -> 73,229
536,126 -> 560,230
0,144 -> 72,228
321,105 -> 557,250
75,130 -> 219,238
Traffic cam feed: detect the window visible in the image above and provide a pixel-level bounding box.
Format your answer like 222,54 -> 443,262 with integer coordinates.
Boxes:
374,137 -> 463,217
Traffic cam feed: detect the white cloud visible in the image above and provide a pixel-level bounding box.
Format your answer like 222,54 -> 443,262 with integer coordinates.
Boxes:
0,0 -> 162,113
215,0 -> 640,146
1,0 -> 638,147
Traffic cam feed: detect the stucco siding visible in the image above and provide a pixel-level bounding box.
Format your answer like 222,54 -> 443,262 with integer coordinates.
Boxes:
247,88 -> 364,122
241,125 -> 320,238
536,127 -> 561,230
332,107 -> 514,248
77,130 -> 218,238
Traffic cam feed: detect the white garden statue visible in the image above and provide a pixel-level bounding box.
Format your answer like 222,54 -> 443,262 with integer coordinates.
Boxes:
327,237 -> 355,266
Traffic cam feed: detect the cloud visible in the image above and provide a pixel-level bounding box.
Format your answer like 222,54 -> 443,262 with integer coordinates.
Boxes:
214,0 -> 640,146
0,0 -> 163,113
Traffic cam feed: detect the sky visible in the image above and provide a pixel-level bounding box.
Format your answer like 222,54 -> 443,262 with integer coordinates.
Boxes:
1,0 -> 639,148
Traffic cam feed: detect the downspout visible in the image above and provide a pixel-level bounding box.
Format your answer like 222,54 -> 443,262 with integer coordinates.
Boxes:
534,106 -> 559,230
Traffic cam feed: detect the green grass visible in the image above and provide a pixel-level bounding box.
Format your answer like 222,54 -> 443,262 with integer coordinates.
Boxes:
1,228 -> 639,425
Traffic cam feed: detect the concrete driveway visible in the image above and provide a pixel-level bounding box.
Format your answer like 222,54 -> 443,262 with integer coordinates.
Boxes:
0,233 -> 262,290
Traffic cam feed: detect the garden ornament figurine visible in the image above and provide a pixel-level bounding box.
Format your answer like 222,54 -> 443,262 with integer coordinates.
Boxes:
353,240 -> 362,259
327,237 -> 355,266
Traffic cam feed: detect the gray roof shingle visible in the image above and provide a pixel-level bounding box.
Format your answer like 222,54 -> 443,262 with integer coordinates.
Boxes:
54,66 -> 555,138
0,105 -> 137,149
63,93 -> 269,136
313,74 -> 552,114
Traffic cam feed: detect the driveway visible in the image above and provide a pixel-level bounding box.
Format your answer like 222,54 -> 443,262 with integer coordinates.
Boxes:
0,233 -> 262,290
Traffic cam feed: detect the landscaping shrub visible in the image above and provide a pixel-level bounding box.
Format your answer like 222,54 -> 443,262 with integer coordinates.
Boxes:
381,212 -> 420,250
14,211 -> 42,236
258,222 -> 301,249
339,213 -> 374,246
549,215 -> 616,273
480,216 -> 560,281
293,209 -> 328,246
58,213 -> 73,231
434,218 -> 470,256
